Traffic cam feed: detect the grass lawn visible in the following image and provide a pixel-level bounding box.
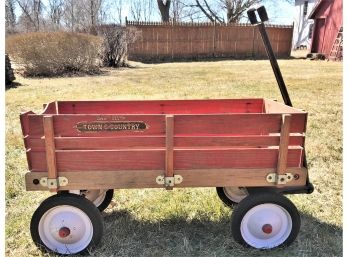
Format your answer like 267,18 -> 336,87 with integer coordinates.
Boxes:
5,59 -> 342,257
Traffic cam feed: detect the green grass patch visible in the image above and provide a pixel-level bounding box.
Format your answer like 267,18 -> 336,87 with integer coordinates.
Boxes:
5,59 -> 342,256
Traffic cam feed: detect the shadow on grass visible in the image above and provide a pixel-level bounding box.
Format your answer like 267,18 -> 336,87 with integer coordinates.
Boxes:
5,81 -> 22,91
129,55 -> 297,65
96,209 -> 342,257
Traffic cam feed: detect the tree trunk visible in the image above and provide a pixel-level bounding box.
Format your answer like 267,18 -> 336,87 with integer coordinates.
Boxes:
157,0 -> 171,22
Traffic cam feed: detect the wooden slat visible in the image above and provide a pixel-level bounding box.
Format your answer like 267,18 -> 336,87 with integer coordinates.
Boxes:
174,114 -> 306,135
264,99 -> 306,114
25,149 -> 32,170
28,147 -> 302,172
42,102 -> 57,115
19,111 -> 34,137
27,109 -> 307,138
28,114 -> 166,137
165,115 -> 174,189
174,147 -> 302,169
26,134 -> 305,150
28,115 -> 43,136
26,170 -> 163,190
57,99 -> 264,114
25,167 -> 307,191
175,135 -> 304,147
177,167 -> 307,187
29,149 -> 165,171
43,116 -> 58,192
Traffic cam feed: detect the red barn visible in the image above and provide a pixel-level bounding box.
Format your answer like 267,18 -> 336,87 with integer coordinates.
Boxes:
309,0 -> 343,58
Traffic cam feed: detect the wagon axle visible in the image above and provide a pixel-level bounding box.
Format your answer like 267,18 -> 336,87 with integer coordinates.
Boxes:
58,227 -> 71,238
262,224 -> 273,234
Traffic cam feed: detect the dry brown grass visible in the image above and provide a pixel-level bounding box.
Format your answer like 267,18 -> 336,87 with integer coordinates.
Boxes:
5,58 -> 342,257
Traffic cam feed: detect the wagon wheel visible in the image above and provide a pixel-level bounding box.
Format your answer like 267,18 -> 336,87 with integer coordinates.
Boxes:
231,193 -> 300,249
80,189 -> 114,212
30,193 -> 103,255
216,187 -> 248,207
58,189 -> 114,212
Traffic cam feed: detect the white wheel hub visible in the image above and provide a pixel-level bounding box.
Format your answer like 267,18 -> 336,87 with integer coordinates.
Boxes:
38,205 -> 93,254
81,190 -> 107,207
223,187 -> 248,203
240,203 -> 292,249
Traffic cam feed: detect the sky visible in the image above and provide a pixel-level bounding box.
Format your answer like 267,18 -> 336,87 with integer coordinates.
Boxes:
13,0 -> 295,26
260,1 -> 295,24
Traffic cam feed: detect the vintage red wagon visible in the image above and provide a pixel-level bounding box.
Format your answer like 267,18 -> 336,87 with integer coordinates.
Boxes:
19,6 -> 313,255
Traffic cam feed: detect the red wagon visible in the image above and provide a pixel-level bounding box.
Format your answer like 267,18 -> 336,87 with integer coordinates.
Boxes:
19,7 -> 313,255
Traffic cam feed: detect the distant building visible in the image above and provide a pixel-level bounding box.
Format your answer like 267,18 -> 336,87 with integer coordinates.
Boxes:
308,0 -> 343,57
292,0 -> 318,50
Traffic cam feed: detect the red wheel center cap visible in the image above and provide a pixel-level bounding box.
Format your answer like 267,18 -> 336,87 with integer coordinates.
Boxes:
262,224 -> 273,234
58,227 -> 71,238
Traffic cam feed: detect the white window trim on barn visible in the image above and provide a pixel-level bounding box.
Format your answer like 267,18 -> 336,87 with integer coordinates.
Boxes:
292,0 -> 318,50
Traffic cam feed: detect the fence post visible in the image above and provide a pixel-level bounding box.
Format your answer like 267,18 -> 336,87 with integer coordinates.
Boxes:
213,19 -> 216,57
252,26 -> 256,59
171,19 -> 174,59
288,22 -> 294,57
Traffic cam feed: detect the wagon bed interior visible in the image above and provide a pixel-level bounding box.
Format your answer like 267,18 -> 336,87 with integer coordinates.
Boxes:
41,98 -> 304,115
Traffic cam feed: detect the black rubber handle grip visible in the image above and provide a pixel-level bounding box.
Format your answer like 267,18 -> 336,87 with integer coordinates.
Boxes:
247,8 -> 258,24
257,6 -> 269,22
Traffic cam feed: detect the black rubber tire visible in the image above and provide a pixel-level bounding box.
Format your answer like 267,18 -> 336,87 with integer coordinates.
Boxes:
231,192 -> 301,249
96,189 -> 114,212
30,193 -> 103,255
58,189 -> 114,212
216,187 -> 248,207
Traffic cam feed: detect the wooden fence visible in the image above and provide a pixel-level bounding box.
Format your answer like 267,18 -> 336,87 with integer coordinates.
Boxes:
126,21 -> 294,61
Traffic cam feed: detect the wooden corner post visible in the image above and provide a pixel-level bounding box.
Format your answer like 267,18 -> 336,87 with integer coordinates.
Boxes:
165,115 -> 174,190
43,115 -> 58,192
276,114 -> 291,187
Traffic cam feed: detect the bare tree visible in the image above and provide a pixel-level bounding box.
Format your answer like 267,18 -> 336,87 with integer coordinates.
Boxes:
63,0 -> 77,31
171,0 -> 185,22
157,0 -> 171,22
130,0 -> 142,22
115,0 -> 123,24
32,0 -> 43,29
191,0 -> 262,23
5,0 -> 16,34
194,0 -> 223,22
129,0 -> 154,22
16,0 -> 43,31
62,0 -> 106,32
143,0 -> 155,22
85,0 -> 102,26
224,0 -> 262,22
100,0 -> 124,24
48,0 -> 64,30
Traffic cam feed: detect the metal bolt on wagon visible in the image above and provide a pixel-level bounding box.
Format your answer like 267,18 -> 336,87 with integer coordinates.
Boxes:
20,6 -> 313,255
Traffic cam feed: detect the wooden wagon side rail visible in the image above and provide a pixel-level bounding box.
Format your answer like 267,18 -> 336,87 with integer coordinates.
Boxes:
24,134 -> 305,151
25,167 -> 307,191
21,100 -> 308,191
27,147 -> 304,172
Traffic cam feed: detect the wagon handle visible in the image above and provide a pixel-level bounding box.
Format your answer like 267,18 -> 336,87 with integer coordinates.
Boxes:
247,6 -> 293,107
247,6 -> 314,194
